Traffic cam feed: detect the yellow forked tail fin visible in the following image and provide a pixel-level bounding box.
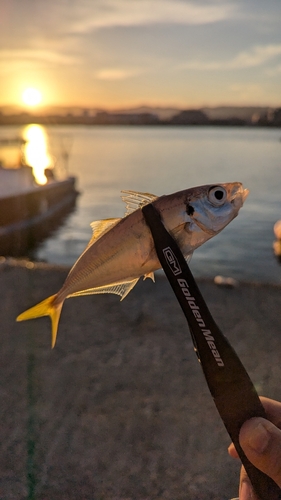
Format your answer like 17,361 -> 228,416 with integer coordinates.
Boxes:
16,294 -> 63,348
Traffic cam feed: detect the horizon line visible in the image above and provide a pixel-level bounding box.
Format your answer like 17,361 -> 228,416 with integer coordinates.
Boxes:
0,102 -> 280,112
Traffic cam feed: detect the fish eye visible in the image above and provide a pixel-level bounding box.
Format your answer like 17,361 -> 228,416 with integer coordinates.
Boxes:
208,186 -> 227,206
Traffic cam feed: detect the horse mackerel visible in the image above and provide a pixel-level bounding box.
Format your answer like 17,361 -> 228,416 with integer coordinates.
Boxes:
17,182 -> 249,347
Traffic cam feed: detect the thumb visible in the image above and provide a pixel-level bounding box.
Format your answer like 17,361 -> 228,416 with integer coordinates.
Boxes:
239,417 -> 281,488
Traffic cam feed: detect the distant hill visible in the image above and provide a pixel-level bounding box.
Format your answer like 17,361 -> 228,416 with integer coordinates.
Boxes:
201,106 -> 272,121
0,104 -> 279,126
0,105 -> 181,120
0,104 -> 274,121
105,105 -> 273,121
110,106 -> 180,120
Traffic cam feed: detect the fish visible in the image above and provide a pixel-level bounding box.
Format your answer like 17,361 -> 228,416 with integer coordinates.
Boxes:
17,183 -> 249,347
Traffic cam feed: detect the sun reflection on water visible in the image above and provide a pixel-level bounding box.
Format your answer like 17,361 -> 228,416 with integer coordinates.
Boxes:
23,124 -> 53,184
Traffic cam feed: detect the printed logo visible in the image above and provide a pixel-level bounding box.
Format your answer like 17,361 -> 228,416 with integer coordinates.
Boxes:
163,247 -> 182,276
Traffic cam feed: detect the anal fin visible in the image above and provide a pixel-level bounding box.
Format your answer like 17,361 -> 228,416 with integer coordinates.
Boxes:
68,278 -> 139,301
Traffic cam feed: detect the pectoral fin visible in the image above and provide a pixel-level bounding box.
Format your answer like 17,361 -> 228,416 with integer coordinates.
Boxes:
171,224 -> 193,264
185,253 -> 193,264
68,278 -> 139,301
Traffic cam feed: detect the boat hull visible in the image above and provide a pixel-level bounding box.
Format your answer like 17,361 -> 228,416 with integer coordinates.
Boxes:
0,177 -> 78,256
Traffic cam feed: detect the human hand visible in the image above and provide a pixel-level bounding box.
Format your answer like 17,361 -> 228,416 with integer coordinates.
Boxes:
228,397 -> 281,499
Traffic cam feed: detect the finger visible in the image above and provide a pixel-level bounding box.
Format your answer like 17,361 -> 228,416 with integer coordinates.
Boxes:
228,442 -> 239,458
238,466 -> 260,500
228,397 -> 281,460
259,397 -> 281,427
239,417 -> 281,487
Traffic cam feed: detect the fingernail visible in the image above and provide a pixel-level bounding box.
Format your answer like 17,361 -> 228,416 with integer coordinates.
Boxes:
240,480 -> 253,499
246,421 -> 270,454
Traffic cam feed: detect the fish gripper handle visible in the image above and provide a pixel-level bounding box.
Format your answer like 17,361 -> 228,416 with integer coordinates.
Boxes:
142,202 -> 281,500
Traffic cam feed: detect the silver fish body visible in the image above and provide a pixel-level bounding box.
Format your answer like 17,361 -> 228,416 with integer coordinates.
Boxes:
17,182 -> 248,347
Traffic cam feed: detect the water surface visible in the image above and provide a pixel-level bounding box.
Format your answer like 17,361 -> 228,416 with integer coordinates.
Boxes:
1,125 -> 280,283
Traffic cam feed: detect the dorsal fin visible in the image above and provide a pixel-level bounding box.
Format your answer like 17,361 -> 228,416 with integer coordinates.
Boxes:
121,190 -> 158,216
88,218 -> 121,247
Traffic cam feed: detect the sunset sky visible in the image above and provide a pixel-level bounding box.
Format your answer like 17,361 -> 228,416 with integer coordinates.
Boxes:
1,0 -> 281,110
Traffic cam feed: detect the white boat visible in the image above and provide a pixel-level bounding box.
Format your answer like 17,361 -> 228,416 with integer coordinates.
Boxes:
0,136 -> 78,256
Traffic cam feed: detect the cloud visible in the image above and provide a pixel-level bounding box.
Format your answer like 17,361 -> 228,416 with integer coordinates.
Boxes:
0,49 -> 78,65
229,83 -> 262,94
178,61 -> 222,71
228,83 -> 265,102
230,44 -> 281,68
266,63 -> 281,76
72,0 -> 236,33
0,49 -> 79,66
95,68 -> 143,80
179,43 -> 281,71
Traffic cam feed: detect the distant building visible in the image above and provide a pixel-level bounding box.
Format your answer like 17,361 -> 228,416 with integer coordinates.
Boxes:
94,111 -> 159,125
270,108 -> 281,126
0,105 -> 279,127
251,107 -> 281,127
169,109 -> 209,125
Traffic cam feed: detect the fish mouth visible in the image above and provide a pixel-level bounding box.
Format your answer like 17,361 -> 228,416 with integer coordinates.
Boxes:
242,188 -> 249,202
230,184 -> 249,207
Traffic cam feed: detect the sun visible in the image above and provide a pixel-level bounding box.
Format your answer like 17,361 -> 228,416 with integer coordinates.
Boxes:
22,87 -> 42,106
